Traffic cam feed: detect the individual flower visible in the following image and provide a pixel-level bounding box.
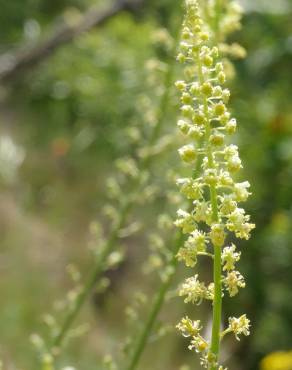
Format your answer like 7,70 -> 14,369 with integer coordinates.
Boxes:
228,314 -> 250,340
223,270 -> 245,297
179,275 -> 212,304
210,224 -> 226,247
176,177 -> 203,200
233,181 -> 251,202
177,230 -> 207,267
193,201 -> 212,223
179,144 -> 197,163
176,316 -> 202,338
189,335 -> 209,354
222,243 -> 241,271
174,209 -> 196,234
226,208 -> 255,239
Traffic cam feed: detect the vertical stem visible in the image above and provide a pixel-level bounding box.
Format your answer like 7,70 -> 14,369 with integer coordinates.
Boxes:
197,52 -> 222,368
52,201 -> 131,348
124,133 -> 204,370
209,235 -> 222,369
210,1 -> 223,367
207,142 -> 222,369
207,140 -> 222,370
125,232 -> 184,370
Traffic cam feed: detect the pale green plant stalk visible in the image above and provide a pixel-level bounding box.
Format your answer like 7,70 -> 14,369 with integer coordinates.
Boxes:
42,31 -> 176,360
51,205 -> 130,348
175,1 -> 254,369
124,154 -> 203,370
196,44 -> 222,366
124,231 -> 183,370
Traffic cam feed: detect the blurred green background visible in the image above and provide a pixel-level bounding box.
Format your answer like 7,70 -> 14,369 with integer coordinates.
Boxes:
0,0 -> 292,369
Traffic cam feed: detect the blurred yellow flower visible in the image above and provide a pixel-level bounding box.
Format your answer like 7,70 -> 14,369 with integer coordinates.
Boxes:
261,351 -> 292,370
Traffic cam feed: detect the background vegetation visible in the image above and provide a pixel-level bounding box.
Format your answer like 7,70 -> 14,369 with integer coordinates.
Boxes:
0,0 -> 292,369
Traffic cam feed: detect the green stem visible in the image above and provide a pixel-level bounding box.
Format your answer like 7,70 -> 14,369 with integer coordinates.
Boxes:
209,1 -> 223,368
123,140 -> 203,370
209,221 -> 222,370
124,232 -> 183,370
197,51 -> 222,368
52,201 -> 131,348
207,137 -> 222,370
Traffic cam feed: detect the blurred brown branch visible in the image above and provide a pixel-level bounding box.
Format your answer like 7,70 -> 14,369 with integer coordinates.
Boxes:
0,0 -> 143,84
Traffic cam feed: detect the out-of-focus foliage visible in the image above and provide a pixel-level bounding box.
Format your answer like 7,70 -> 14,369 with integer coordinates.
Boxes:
0,0 -> 292,369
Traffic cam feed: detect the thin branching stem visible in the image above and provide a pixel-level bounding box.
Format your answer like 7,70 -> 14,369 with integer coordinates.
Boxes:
50,49 -> 175,354
124,147 -> 204,370
197,49 -> 222,369
124,231 -> 183,370
52,201 -> 130,348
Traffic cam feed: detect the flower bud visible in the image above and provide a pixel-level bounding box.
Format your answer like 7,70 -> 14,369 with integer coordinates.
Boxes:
218,71 -> 226,84
194,112 -> 206,125
204,169 -> 218,186
222,89 -> 230,103
214,102 -> 226,116
202,54 -> 213,67
190,82 -> 200,95
188,125 -> 203,139
181,92 -> 193,104
181,105 -> 194,117
213,86 -> 222,97
178,144 -> 197,163
200,82 -> 213,96
200,32 -> 209,41
215,62 -> 224,73
209,133 -> 224,146
182,27 -> 192,40
227,155 -> 242,172
177,119 -> 190,135
225,118 -> 237,134
175,80 -> 187,91
177,53 -> 186,63
210,224 -> 226,247
220,112 -> 231,124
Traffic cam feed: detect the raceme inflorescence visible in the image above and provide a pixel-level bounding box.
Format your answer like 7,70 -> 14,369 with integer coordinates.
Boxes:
175,1 -> 255,369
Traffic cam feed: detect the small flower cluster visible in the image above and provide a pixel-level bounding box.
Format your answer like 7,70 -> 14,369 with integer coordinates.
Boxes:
175,1 -> 254,368
227,315 -> 251,340
179,274 -> 214,304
